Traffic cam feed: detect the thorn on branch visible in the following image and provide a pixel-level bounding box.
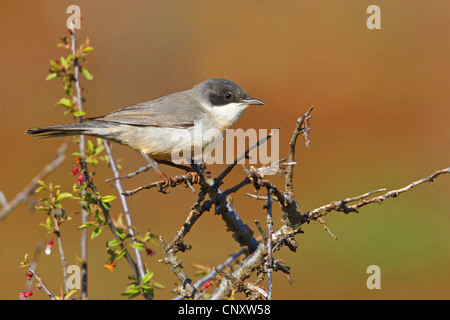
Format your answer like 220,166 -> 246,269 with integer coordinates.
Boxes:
304,167 -> 450,239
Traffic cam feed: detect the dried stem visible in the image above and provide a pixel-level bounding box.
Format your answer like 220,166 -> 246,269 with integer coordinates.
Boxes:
123,173 -> 200,196
105,163 -> 153,183
69,28 -> 89,300
52,215 -> 68,293
119,105 -> 448,300
27,266 -> 55,300
159,236 -> 203,300
214,129 -> 278,188
305,167 -> 450,222
265,186 -> 274,300
103,141 -> 150,299
285,106 -> 313,195
193,248 -> 247,292
0,140 -> 68,222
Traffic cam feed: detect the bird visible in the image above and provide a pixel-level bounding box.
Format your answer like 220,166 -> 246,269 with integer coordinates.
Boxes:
26,78 -> 264,191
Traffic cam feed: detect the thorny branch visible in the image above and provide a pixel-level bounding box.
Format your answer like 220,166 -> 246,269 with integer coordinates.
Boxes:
154,119 -> 309,299
285,106 -> 313,196
122,172 -> 201,196
304,168 -> 450,221
151,107 -> 449,300
265,186 -> 274,300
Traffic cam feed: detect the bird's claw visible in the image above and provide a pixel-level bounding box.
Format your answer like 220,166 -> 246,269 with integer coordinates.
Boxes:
157,171 -> 201,194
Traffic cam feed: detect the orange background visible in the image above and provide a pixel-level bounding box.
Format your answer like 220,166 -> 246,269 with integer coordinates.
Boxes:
0,1 -> 449,300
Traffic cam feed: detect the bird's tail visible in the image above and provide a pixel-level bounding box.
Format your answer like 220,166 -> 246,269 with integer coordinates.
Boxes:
26,121 -> 113,139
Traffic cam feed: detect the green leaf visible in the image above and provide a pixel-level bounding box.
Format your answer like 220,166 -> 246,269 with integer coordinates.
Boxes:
81,68 -> 93,80
56,192 -> 73,202
56,98 -> 72,108
116,228 -> 127,240
152,282 -> 165,289
39,216 -> 52,231
49,60 -> 60,70
94,145 -> 104,155
45,73 -> 58,81
83,193 -> 95,200
60,56 -> 69,70
142,271 -> 154,284
108,240 -> 122,247
129,242 -> 145,251
18,254 -> 29,267
94,211 -> 105,223
87,140 -> 94,154
121,289 -> 139,296
142,287 -> 155,297
116,248 -> 127,260
101,195 -> 116,203
91,226 -> 102,239
78,222 -> 96,229
121,286 -> 140,298
74,110 -> 85,118
64,289 -> 78,300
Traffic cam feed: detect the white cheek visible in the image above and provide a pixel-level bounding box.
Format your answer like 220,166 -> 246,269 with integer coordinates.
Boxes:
208,103 -> 249,130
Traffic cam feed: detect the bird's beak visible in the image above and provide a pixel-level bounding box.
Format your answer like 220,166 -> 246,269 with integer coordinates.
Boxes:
240,97 -> 264,106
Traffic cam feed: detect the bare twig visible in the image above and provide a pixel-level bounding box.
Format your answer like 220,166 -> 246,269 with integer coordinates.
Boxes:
123,172 -> 201,196
27,266 -> 55,300
105,163 -> 153,183
159,236 -> 203,300
51,215 -> 68,293
165,189 -> 210,253
0,140 -> 68,222
24,240 -> 45,293
285,106 -> 313,195
316,217 -> 337,240
158,107 -> 449,300
194,249 -> 247,291
103,141 -> 150,299
210,240 -> 268,300
214,129 -> 279,188
305,167 -> 450,222
161,135 -> 281,298
265,186 -> 274,300
246,166 -> 302,229
69,28 -> 89,300
245,194 -> 268,201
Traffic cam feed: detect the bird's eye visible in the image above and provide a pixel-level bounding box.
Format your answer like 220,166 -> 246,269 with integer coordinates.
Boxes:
224,92 -> 233,100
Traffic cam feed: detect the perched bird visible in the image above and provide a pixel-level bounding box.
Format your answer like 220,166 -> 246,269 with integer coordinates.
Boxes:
26,78 -> 264,189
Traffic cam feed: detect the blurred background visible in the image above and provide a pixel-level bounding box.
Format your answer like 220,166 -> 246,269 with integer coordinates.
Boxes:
0,1 -> 449,300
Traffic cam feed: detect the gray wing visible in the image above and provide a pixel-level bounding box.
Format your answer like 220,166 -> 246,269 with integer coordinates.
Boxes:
87,91 -> 206,128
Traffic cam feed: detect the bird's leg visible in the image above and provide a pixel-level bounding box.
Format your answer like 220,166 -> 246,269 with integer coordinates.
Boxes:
157,159 -> 201,185
140,154 -> 200,193
140,153 -> 169,180
140,153 -> 174,192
